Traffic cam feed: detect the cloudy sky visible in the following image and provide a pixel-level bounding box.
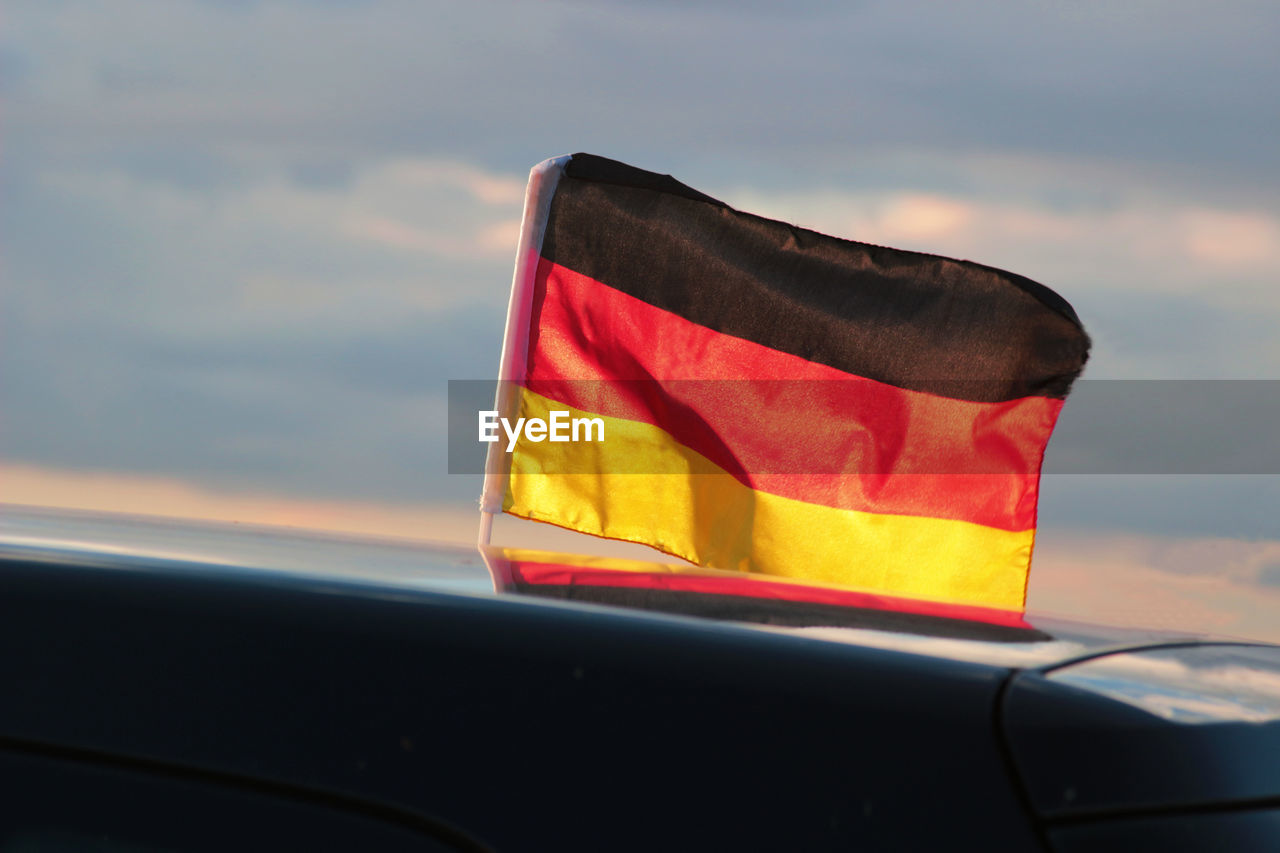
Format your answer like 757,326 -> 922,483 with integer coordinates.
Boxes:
4,1 -> 1279,637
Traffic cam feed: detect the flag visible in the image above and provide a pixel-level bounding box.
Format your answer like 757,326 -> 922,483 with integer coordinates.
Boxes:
481,154 -> 1089,611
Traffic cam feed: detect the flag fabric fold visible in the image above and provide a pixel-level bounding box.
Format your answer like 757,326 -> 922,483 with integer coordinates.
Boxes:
482,153 -> 1089,611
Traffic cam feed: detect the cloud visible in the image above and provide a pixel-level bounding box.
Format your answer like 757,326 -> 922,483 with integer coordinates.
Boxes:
0,463 -> 482,544
2,154 -> 511,501
36,154 -> 524,281
1037,475 -> 1280,540
1030,528 -> 1280,642
721,184 -> 1280,307
5,0 -> 1279,184
341,214 -> 521,259
2,148 -> 537,508
1180,209 -> 1280,267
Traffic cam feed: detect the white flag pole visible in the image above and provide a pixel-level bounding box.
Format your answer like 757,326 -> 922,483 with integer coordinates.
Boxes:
477,511 -> 494,547
478,155 -> 570,547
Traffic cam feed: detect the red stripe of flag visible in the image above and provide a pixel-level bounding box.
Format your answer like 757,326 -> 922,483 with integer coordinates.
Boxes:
525,258 -> 1060,531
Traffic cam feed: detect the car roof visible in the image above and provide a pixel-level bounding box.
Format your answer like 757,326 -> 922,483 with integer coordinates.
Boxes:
0,513 -> 1044,850
4,502 -> 1259,672
5,503 -> 1279,848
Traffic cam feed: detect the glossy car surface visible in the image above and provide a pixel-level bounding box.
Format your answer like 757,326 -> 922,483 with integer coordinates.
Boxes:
1,506 -> 1277,851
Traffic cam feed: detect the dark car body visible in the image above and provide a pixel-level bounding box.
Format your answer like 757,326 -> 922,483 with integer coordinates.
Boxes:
1,506 -> 1277,851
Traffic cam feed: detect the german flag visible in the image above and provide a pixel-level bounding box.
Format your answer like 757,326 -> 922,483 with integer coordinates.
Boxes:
482,154 -> 1089,611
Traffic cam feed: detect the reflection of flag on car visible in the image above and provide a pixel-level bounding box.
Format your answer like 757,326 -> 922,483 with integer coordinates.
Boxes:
481,153 -> 1089,611
486,548 -> 1050,642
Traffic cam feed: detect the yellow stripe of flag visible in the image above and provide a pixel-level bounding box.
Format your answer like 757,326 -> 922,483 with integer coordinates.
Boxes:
504,388 -> 1033,610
